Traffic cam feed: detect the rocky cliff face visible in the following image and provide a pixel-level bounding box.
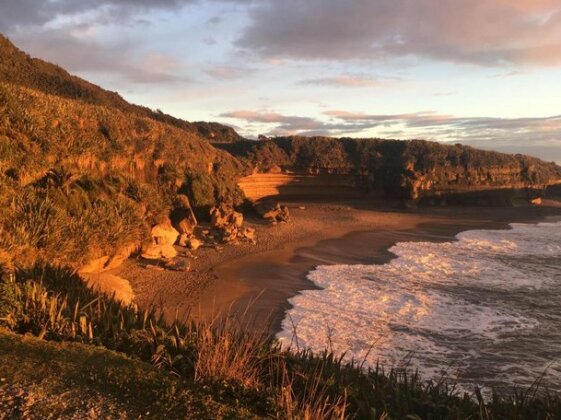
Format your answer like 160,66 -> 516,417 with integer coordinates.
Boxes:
219,137 -> 561,204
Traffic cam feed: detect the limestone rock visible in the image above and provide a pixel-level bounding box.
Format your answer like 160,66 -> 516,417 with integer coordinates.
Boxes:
80,242 -> 139,274
104,242 -> 139,271
255,200 -> 290,223
82,273 -> 134,305
80,256 -> 110,274
209,203 -> 246,243
178,233 -> 189,247
141,221 -> 179,260
242,227 -> 257,243
164,259 -> 190,272
187,237 -> 203,251
170,194 -> 197,235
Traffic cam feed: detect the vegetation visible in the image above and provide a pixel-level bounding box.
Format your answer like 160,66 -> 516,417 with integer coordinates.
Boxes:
0,34 -> 240,144
221,136 -> 561,198
1,265 -> 560,419
0,78 -> 245,268
0,328 -> 259,418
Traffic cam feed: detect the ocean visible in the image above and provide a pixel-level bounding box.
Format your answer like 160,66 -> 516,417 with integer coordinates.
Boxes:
277,219 -> 561,394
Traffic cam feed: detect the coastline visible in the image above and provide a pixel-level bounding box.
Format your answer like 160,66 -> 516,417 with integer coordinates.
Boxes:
114,201 -> 561,335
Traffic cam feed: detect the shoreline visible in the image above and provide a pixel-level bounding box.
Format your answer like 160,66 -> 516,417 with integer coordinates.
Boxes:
114,201 -> 561,336
206,212 -> 551,335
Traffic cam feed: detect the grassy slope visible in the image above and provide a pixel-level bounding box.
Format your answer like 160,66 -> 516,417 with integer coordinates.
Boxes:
0,328 -> 259,419
0,34 -> 241,143
0,80 -> 245,269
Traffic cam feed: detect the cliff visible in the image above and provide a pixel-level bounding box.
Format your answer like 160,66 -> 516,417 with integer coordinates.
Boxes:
219,137 -> 561,204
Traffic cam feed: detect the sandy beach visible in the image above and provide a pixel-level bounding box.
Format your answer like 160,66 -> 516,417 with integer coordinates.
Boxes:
113,201 -> 561,334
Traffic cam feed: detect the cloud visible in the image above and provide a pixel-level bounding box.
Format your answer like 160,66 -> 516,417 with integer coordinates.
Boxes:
12,28 -> 190,85
299,75 -> 382,88
220,110 -> 325,132
0,0 -> 196,31
206,65 -> 254,80
237,0 -> 561,67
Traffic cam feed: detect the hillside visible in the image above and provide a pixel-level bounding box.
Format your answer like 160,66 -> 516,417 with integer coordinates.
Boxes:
0,34 -> 250,271
0,34 -> 241,143
0,328 -> 259,418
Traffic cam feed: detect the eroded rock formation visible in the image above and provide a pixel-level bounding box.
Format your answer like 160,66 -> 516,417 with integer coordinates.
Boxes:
141,221 -> 180,260
255,201 -> 290,224
209,204 -> 256,243
223,137 -> 561,205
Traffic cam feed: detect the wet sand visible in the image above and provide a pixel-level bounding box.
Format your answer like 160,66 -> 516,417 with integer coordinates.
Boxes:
113,201 -> 561,334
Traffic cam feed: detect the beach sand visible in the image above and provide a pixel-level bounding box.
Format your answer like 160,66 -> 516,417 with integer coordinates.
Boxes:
112,201 -> 561,334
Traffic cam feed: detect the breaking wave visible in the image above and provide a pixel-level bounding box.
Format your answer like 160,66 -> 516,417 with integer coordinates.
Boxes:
278,220 -> 561,393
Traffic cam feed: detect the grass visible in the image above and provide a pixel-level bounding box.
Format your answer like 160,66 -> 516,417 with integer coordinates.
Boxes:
2,265 -> 561,419
0,328 -> 260,419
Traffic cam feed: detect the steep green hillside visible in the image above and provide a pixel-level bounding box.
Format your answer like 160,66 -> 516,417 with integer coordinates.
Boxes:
0,34 -> 253,270
0,81 -> 247,269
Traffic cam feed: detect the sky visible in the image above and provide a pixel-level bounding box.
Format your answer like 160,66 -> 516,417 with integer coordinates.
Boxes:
1,0 -> 561,162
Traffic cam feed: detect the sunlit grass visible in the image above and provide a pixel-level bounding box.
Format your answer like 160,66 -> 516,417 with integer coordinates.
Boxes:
1,264 -> 560,419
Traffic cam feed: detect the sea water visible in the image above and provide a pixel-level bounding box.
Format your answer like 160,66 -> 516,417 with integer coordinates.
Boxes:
277,220 -> 561,394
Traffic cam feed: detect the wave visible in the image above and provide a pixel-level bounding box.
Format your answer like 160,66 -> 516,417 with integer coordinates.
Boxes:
277,221 -> 561,393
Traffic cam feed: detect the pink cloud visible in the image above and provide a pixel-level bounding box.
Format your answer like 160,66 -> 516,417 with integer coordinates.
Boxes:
238,0 -> 561,66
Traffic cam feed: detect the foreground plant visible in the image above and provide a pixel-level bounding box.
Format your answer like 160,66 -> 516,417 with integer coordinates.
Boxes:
2,264 -> 560,419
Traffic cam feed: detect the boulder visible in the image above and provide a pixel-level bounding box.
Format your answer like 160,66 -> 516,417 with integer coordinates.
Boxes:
103,242 -> 139,271
163,259 -> 190,272
82,273 -> 134,305
80,242 -> 139,274
209,203 -> 246,243
170,194 -> 197,235
231,211 -> 244,228
187,237 -> 203,251
255,200 -> 290,223
80,256 -> 110,274
242,227 -> 257,243
178,233 -> 189,247
141,221 -> 179,260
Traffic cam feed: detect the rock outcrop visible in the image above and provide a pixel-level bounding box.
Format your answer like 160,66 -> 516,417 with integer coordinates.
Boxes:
255,201 -> 290,224
82,273 -> 134,305
80,242 -> 140,274
209,203 -> 256,243
141,221 -> 179,260
170,194 -> 197,236
224,137 -> 561,206
210,203 -> 244,243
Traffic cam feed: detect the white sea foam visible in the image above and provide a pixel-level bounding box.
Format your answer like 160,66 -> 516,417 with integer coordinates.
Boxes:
277,220 -> 561,393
